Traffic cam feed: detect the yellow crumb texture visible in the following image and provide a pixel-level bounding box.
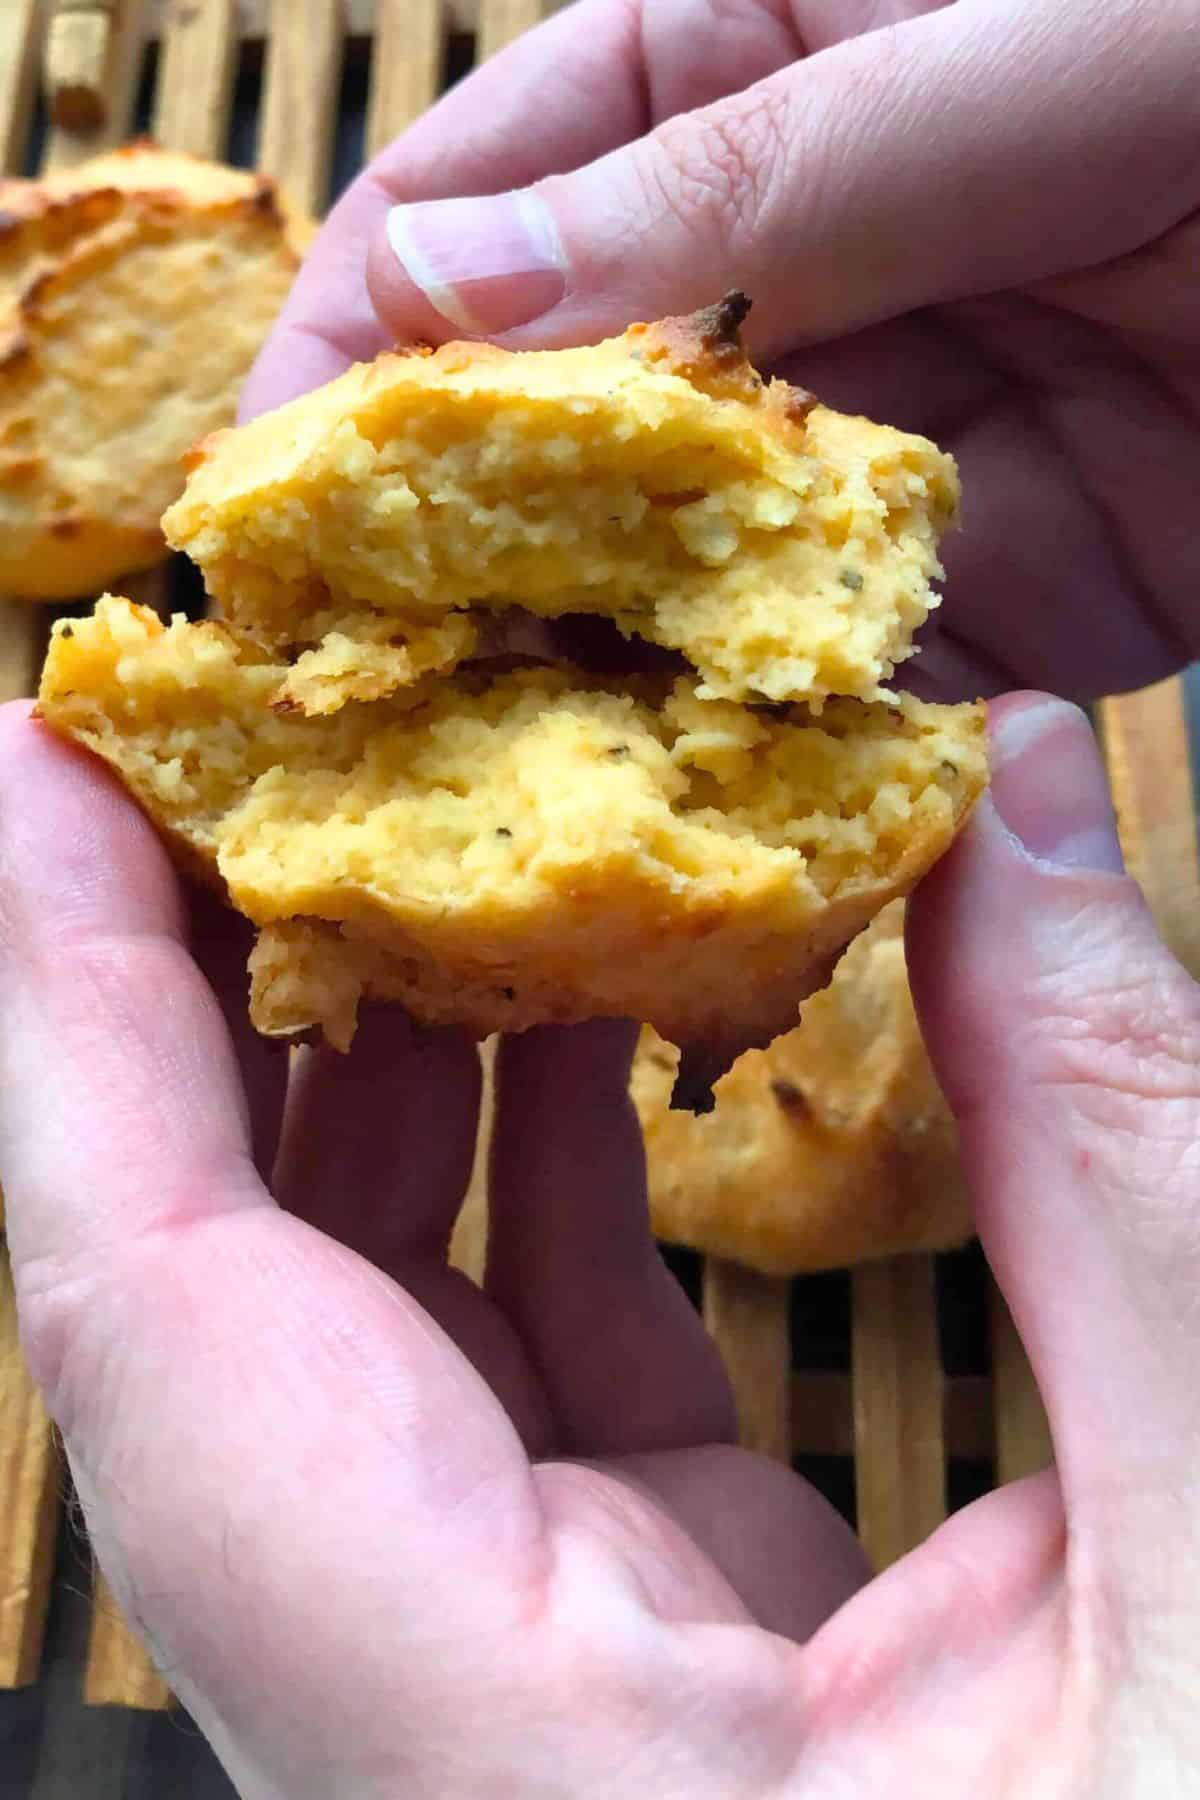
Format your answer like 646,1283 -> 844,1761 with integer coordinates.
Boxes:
0,141 -> 307,601
634,902 -> 971,1273
38,597 -> 986,1067
164,300 -> 958,712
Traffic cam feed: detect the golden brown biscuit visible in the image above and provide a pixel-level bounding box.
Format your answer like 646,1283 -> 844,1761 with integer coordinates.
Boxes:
633,902 -> 971,1271
163,295 -> 958,715
0,142 -> 307,601
38,598 -> 985,1077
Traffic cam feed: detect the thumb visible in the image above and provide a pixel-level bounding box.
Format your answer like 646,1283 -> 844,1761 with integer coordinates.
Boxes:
907,695 -> 1200,1544
366,0 -> 1197,355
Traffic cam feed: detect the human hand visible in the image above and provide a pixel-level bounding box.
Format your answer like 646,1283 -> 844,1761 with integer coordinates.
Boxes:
244,0 -> 1200,706
2,686 -> 1199,1794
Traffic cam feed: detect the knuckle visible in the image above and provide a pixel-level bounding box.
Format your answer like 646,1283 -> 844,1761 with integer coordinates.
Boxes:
1023,946 -> 1200,1201
1032,959 -> 1200,1107
641,84 -> 793,258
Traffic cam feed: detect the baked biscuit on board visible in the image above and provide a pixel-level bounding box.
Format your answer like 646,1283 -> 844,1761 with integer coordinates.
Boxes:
164,295 -> 958,715
633,901 -> 971,1273
0,142 -> 308,601
38,598 -> 985,1082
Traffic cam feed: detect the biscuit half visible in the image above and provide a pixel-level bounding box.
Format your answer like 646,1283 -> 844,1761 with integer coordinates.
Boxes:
634,901 -> 971,1270
164,295 -> 958,714
38,598 -> 986,1081
0,142 -> 307,600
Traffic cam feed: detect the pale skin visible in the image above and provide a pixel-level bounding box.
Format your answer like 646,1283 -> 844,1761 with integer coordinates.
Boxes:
2,1 -> 1200,1793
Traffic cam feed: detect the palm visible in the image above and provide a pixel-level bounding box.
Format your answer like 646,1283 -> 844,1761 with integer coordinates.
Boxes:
114,911 -> 1181,1795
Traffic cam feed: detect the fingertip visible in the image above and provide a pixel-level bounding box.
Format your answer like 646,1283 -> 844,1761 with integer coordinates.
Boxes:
496,1018 -> 640,1114
364,220 -> 459,346
0,703 -> 184,948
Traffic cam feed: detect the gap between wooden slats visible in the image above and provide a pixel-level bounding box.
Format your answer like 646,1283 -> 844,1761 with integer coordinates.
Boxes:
792,1371 -> 993,1464
0,0 -> 60,1699
852,1255 -> 945,1570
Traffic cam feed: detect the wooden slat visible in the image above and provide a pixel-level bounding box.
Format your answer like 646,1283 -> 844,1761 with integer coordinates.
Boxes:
153,0 -> 237,159
851,1255 -> 945,1569
83,1574 -> 169,1710
366,0 -> 443,157
0,1255 -> 59,1688
0,605 -> 46,702
449,1039 -> 493,1285
477,0 -> 542,61
0,0 -> 59,1701
989,1279 -> 1052,1484
146,1 -> 482,35
1100,679 -> 1200,979
0,1 -> 50,697
792,1370 -> 993,1464
42,0 -> 148,170
257,0 -> 342,217
0,0 -> 44,173
702,1262 -> 791,1462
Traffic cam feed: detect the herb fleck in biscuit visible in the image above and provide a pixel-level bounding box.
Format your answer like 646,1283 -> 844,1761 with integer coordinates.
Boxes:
164,295 -> 958,715
634,902 -> 970,1271
0,141 -> 307,601
38,598 -> 985,1082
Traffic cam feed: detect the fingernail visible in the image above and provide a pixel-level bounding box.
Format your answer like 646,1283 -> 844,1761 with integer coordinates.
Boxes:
989,698 -> 1125,874
385,190 -> 566,335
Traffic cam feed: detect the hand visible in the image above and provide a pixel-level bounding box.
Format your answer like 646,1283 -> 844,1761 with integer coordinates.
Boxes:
2,687 -> 1199,1794
245,0 -> 1200,706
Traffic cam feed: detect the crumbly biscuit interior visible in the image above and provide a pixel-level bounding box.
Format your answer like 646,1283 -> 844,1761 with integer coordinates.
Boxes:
45,598 -> 978,923
168,363 -> 956,711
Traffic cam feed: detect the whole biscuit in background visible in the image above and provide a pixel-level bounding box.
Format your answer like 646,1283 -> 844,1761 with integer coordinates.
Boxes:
0,141 -> 309,602
633,902 -> 971,1272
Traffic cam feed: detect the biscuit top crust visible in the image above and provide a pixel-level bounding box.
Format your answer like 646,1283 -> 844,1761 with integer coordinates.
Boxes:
0,141 -> 311,601
167,298 -> 957,712
182,292 -> 826,484
0,139 -> 308,266
630,290 -> 815,421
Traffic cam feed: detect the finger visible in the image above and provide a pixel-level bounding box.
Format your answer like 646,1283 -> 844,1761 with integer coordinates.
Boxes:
603,1445 -> 869,1641
907,695 -> 1200,1525
0,703 -> 262,1286
487,1022 -> 736,1456
245,0 -> 944,417
273,1011 -> 551,1450
272,1010 -> 480,1254
189,890 -> 289,1178
0,703 -> 545,1774
240,0 -> 650,418
368,0 -> 1199,358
